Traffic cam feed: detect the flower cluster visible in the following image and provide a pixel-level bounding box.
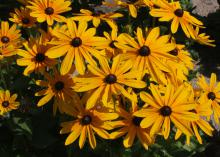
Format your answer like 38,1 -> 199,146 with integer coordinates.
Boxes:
0,0 -> 218,151
0,90 -> 20,115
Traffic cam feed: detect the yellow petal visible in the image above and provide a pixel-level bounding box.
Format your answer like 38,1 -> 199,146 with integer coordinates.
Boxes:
46,45 -> 70,58
150,116 -> 163,136
171,115 -> 192,136
136,27 -> 144,46
75,48 -> 86,75
37,92 -> 54,107
65,122 -> 82,145
162,117 -> 170,139
192,122 -> 202,144
210,73 -> 217,90
60,50 -> 75,75
171,17 -> 179,33
145,27 -> 160,45
92,126 -> 110,139
140,92 -> 160,108
87,126 -> 96,149
79,126 -> 87,149
92,18 -> 100,27
128,4 -> 137,18
110,127 -> 128,139
123,126 -> 136,148
86,86 -> 105,109
102,84 -> 110,106
140,113 -> 159,128
67,19 -> 77,37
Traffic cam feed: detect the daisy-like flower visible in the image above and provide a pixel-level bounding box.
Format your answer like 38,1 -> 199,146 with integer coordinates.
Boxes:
97,28 -> 122,57
60,100 -> 118,149
27,0 -> 72,26
168,40 -> 194,71
150,0 -> 203,38
165,62 -> 187,87
197,73 -> 220,124
117,27 -> 175,84
175,98 -> 213,144
0,45 -> 17,60
0,21 -> 21,47
110,92 -> 153,149
74,55 -> 146,109
165,39 -> 194,85
134,84 -> 199,139
9,7 -> 36,28
35,70 -> 76,114
16,37 -> 57,76
72,9 -> 123,29
193,27 -> 216,47
0,90 -> 20,115
46,19 -> 108,75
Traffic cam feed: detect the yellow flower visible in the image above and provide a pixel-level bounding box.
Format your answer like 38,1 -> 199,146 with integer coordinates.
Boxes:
0,21 -> 21,47
10,7 -> 36,28
117,27 -> 175,84
165,63 -> 188,87
110,93 -> 153,149
98,28 -> 123,57
0,90 -> 20,115
74,55 -> 146,109
0,45 -> 17,60
60,100 -> 118,149
27,0 -> 71,25
197,73 -> 220,124
193,27 -> 216,47
72,9 -> 123,29
165,40 -> 194,85
170,38 -> 194,70
175,87 -> 213,144
134,84 -> 199,139
150,0 -> 203,38
35,70 -> 76,114
46,19 -> 108,75
16,37 -> 57,76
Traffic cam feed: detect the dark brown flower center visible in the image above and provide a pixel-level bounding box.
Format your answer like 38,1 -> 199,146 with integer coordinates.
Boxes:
109,41 -> 117,48
22,18 -> 30,24
104,74 -> 117,84
54,81 -> 64,91
35,53 -> 45,62
169,49 -> 178,56
1,36 -> 10,43
2,101 -> 9,108
81,115 -> 92,125
160,106 -> 172,116
132,116 -> 143,126
174,9 -> 184,17
45,7 -> 54,15
71,37 -> 82,47
190,109 -> 197,113
207,92 -> 216,100
139,46 -> 151,56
